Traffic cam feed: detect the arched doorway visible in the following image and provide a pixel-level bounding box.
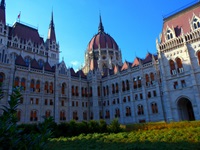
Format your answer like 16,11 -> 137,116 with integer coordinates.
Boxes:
177,97 -> 195,121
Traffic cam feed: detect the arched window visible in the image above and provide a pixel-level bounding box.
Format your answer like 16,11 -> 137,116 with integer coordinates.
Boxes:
122,81 -> 125,92
49,82 -> 53,94
150,73 -> 155,84
30,110 -> 38,121
14,77 -> 19,87
193,17 -> 200,30
17,110 -> 21,121
115,108 -> 120,118
44,81 -> 48,93
36,80 -> 40,92
151,102 -> 158,114
45,110 -> 51,118
81,87 -> 84,97
30,79 -> 35,92
21,78 -> 26,91
60,110 -> 66,121
112,84 -> 115,94
126,80 -> 130,90
166,29 -> 173,40
176,58 -> 183,73
137,104 -> 144,115
145,74 -> 150,87
115,83 -> 118,93
61,83 -> 66,95
169,60 -> 176,75
197,51 -> 200,65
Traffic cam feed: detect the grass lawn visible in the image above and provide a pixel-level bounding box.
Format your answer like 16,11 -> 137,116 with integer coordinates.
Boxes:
47,121 -> 200,150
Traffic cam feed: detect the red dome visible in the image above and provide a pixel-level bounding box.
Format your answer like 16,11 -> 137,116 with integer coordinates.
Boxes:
87,32 -> 119,51
87,15 -> 119,51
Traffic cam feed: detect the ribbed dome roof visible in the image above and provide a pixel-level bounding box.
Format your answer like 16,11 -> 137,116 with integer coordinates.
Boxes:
87,16 -> 119,51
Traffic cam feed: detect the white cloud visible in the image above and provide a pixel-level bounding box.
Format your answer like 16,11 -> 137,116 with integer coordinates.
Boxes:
70,61 -> 79,67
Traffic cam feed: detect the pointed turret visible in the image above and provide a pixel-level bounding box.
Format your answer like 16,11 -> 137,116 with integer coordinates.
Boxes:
0,0 -> 6,24
47,11 -> 56,42
98,15 -> 104,33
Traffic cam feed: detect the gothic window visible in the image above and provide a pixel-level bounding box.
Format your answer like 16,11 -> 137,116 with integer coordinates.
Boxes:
50,99 -> 53,105
137,76 -> 142,88
169,60 -> 176,75
145,74 -> 150,87
176,58 -> 183,73
197,51 -> 200,65
173,81 -> 178,89
60,65 -> 66,74
126,107 -> 131,116
44,81 -> 48,93
122,81 -> 125,92
36,80 -> 40,92
17,110 -> 21,121
90,87 -> 93,97
106,85 -> 109,95
85,88 -> 88,97
105,110 -> 110,119
30,79 -> 35,92
45,99 -> 48,105
103,86 -> 106,96
30,110 -> 38,121
166,29 -> 173,40
81,87 -> 84,97
75,86 -> 79,96
83,111 -> 87,120
73,111 -> 78,120
126,80 -> 130,90
151,102 -> 158,114
115,108 -> 120,118
49,82 -> 53,94
192,17 -> 200,30
137,104 -> 144,115
21,78 -> 26,91
60,110 -> 66,121
98,86 -> 101,97
36,98 -> 39,105
45,110 -> 51,118
150,73 -> 155,84
115,83 -> 118,93
61,83 -> 66,95
181,80 -> 186,88
14,77 -> 19,87
112,84 -> 115,94
133,77 -> 137,89
71,86 -> 75,96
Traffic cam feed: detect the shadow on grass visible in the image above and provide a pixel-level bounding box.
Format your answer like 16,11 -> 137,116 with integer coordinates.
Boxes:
47,138 -> 200,150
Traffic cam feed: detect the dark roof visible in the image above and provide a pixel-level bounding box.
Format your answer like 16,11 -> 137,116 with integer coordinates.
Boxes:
44,61 -> 54,72
15,55 -> 27,66
9,22 -> 44,44
31,59 -> 41,70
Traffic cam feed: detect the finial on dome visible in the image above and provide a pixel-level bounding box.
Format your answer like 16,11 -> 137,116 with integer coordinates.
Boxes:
98,14 -> 104,33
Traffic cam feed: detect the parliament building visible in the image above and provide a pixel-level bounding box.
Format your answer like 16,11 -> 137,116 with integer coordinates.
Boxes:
0,0 -> 200,124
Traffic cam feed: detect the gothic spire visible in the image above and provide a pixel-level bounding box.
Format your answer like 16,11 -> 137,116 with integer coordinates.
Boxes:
0,0 -> 5,9
98,14 -> 104,33
47,11 -> 56,42
0,0 -> 6,24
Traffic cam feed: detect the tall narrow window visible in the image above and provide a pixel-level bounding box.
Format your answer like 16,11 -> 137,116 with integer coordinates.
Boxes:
103,86 -> 106,96
112,84 -> 115,94
126,107 -> 131,116
0,73 -> 4,84
126,80 -> 130,90
106,85 -> 109,95
169,60 -> 176,75
17,110 -> 21,121
15,77 -> 20,87
115,108 -> 120,118
115,83 -> 118,93
150,73 -> 155,84
197,51 -> 200,65
81,87 -> 84,97
98,86 -> 101,97
105,110 -> 110,119
151,103 -> 158,114
181,80 -> 186,88
133,78 -> 137,89
30,110 -> 37,121
176,58 -> 183,73
62,83 -> 66,95
36,80 -> 40,93
72,86 -> 75,96
21,78 -> 26,90
145,74 -> 150,87
90,87 -> 92,97
138,105 -> 144,115
49,82 -> 53,94
75,86 -> 79,96
122,81 -> 125,92
60,110 -> 66,121
138,76 -> 142,88
45,110 -> 51,118
44,81 -> 48,93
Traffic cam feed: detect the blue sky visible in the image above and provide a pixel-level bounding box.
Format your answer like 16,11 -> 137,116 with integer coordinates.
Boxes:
5,0 -> 195,70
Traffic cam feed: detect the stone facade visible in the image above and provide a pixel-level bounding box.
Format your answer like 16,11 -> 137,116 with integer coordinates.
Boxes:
0,1 -> 200,124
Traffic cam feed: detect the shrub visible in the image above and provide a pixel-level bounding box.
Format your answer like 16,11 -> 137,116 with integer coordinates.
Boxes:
108,118 -> 122,133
